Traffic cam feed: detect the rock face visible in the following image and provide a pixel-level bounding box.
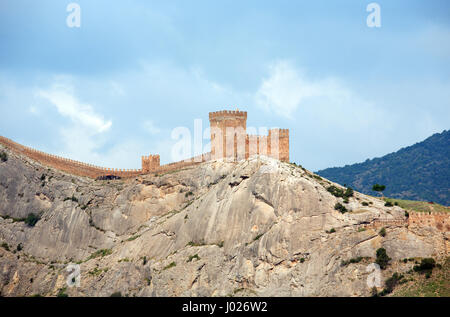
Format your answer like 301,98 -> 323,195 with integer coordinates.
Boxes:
0,144 -> 448,297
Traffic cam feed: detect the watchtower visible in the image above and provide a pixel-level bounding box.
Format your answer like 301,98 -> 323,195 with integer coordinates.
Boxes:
209,110 -> 247,160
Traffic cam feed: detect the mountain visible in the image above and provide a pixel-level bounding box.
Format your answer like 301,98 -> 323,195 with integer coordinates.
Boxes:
317,130 -> 450,206
0,143 -> 448,297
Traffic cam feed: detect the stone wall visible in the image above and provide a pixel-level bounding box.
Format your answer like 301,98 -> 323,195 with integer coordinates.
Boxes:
408,211 -> 450,232
209,110 -> 289,162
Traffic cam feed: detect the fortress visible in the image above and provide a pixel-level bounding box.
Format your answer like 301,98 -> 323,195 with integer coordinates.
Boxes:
0,110 -> 289,179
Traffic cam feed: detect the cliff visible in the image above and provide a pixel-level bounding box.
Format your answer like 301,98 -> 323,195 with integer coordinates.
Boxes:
0,143 -> 448,297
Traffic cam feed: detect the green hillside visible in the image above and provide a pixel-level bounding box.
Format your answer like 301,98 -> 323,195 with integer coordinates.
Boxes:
317,130 -> 450,206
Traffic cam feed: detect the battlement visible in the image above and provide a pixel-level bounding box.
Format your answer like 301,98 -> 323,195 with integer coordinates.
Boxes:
269,128 -> 289,137
0,108 -> 290,178
209,110 -> 247,120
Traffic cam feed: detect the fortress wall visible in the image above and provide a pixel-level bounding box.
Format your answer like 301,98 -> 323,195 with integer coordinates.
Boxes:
408,211 -> 450,232
0,136 -> 142,179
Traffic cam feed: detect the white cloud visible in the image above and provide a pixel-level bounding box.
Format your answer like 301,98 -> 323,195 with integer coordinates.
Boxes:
37,84 -> 112,133
255,60 -> 321,118
142,120 -> 161,135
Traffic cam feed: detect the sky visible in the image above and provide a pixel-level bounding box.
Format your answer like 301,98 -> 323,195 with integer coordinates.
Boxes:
0,0 -> 449,171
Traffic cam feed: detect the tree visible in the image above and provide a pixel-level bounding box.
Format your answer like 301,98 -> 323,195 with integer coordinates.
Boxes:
372,184 -> 386,197
375,248 -> 391,270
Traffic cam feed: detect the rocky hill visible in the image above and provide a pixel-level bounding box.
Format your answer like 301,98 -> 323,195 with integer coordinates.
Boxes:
0,144 -> 448,297
317,130 -> 450,206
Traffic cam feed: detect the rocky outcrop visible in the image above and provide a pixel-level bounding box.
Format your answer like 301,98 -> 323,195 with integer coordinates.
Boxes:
0,144 -> 448,297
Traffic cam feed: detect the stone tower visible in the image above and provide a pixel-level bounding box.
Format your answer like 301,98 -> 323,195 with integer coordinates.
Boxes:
209,110 -> 248,160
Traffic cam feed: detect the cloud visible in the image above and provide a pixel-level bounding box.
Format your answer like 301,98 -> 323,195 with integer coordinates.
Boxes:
142,120 -> 161,135
37,84 -> 112,133
255,60 -> 321,118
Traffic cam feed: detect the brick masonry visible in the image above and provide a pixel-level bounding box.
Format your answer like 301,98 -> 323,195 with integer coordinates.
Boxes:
0,109 -> 290,179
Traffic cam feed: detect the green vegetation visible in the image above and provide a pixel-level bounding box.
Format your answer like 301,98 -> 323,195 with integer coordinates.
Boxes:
57,287 -> 68,297
1,242 -> 10,251
163,262 -> 176,270
64,195 -> 78,203
414,258 -> 436,275
88,267 -> 108,276
393,257 -> 450,297
187,254 -> 200,262
379,273 -> 405,296
127,235 -> 140,241
118,258 -> 130,263
372,184 -> 386,196
384,201 -> 393,207
186,241 -> 205,247
357,227 -> 366,232
253,233 -> 263,241
341,256 -> 367,267
24,213 -> 40,227
327,186 -> 354,200
87,249 -> 112,261
383,198 -> 449,213
316,130 -> 450,205
110,292 -> 122,297
375,248 -> 391,270
142,256 -> 148,265
217,241 -> 224,248
326,228 -> 336,234
0,151 -> 7,162
185,191 -> 194,198
16,243 -> 23,251
362,202 -> 369,206
334,203 -> 348,214
379,227 -> 386,237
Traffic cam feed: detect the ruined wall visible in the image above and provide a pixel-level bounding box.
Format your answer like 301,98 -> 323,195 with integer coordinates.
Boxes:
408,211 -> 450,232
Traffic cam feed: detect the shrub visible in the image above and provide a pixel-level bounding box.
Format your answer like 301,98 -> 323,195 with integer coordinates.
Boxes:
362,202 -> 369,206
0,151 -> 7,162
185,191 -> 194,198
142,256 -> 147,265
64,195 -> 78,203
334,203 -> 348,214
110,292 -> 122,297
375,248 -> 391,270
404,211 -> 409,218
187,254 -> 200,262
16,243 -> 23,252
24,213 -> 40,227
413,258 -> 436,274
384,201 -> 393,207
1,242 -> 10,251
326,228 -> 336,234
372,184 -> 386,193
40,174 -> 46,181
344,187 -> 354,198
327,186 -> 344,198
300,258 -> 305,263
381,273 -> 404,295
379,227 -> 386,237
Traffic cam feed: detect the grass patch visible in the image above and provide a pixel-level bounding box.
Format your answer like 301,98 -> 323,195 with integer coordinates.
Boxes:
383,198 -> 449,213
87,249 -> 112,261
127,235 -> 140,241
187,254 -> 200,262
163,261 -> 176,270
88,267 -> 109,276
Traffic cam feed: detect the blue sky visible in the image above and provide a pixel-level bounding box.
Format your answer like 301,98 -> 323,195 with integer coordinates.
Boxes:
0,0 -> 449,171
